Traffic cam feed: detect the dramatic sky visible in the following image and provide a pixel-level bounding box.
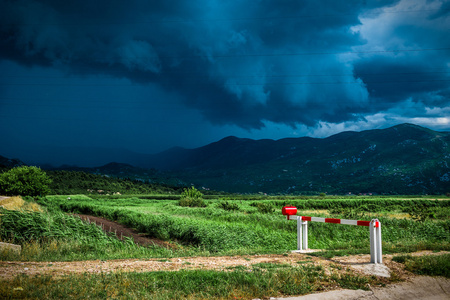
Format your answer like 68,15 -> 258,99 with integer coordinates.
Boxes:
1,0 -> 449,166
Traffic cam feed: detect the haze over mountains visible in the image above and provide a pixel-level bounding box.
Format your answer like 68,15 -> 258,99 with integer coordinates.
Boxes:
2,123 -> 449,194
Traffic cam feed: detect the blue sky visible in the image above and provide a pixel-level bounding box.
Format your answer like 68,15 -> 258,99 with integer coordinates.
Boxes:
0,0 -> 449,166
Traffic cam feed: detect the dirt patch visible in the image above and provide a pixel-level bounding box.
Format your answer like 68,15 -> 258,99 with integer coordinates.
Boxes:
0,252 -> 393,280
1,251 -> 448,282
1,252 -> 449,299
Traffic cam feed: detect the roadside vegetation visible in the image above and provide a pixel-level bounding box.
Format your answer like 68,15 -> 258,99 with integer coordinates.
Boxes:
1,178 -> 449,299
2,194 -> 448,261
0,262 -> 385,299
392,253 -> 450,278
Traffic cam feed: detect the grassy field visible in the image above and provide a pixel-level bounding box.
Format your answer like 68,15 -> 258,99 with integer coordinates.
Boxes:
2,194 -> 448,260
1,194 -> 449,298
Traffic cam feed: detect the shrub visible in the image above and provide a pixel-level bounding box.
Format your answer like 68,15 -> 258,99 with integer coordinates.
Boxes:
179,186 -> 206,207
0,166 -> 52,197
251,202 -> 275,214
405,206 -> 436,222
217,201 -> 240,211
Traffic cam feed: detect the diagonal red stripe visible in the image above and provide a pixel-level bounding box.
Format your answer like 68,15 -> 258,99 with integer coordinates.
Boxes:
325,218 -> 341,224
357,220 -> 371,227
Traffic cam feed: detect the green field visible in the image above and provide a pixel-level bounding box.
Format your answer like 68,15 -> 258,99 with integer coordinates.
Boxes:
2,194 -> 448,260
1,194 -> 449,299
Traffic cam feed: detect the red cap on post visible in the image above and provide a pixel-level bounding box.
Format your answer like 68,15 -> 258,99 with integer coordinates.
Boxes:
282,206 -> 297,220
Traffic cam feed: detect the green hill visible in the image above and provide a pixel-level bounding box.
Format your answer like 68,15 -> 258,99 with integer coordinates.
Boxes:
160,124 -> 450,194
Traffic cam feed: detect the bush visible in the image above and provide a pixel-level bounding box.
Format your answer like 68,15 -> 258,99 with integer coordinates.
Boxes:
0,166 -> 52,197
178,186 -> 206,207
405,206 -> 436,222
217,201 -> 240,211
250,202 -> 275,214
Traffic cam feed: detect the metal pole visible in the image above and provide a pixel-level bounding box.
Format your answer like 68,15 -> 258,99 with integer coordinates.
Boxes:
302,220 -> 308,250
376,220 -> 382,264
370,219 -> 382,264
297,216 -> 302,250
370,219 -> 376,263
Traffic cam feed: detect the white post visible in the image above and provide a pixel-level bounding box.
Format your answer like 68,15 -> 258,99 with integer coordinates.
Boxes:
296,216 -> 308,251
297,216 -> 302,250
302,220 -> 308,250
370,219 -> 382,264
376,220 -> 382,264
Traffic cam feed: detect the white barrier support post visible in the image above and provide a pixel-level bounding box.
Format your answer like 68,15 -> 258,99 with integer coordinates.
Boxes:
376,220 -> 382,263
302,219 -> 308,250
297,216 -> 302,250
297,216 -> 308,251
370,219 -> 382,264
283,207 -> 382,262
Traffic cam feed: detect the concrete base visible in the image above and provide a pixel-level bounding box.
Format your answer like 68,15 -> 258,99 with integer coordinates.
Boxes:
291,249 -> 321,254
356,263 -> 391,278
0,242 -> 21,255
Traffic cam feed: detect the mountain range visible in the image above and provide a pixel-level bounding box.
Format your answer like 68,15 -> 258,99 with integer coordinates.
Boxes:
2,123 -> 449,194
149,123 -> 450,194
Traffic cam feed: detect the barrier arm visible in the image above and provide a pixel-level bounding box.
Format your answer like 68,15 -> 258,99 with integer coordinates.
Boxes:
282,206 -> 382,264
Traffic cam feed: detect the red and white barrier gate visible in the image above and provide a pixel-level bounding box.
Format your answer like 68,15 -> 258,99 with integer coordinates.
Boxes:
282,206 -> 382,264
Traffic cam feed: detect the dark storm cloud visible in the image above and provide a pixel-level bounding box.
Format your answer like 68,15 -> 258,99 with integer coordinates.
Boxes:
1,0 -> 448,131
352,0 -> 450,118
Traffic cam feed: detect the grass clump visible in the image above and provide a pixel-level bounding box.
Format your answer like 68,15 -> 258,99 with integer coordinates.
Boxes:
250,202 -> 275,213
392,254 -> 450,278
217,200 -> 240,211
178,186 -> 207,207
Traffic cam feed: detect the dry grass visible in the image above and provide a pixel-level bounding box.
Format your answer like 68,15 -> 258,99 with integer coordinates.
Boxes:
0,197 -> 42,212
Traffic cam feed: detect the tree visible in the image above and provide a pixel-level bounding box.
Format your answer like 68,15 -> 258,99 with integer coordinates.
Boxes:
0,166 -> 52,196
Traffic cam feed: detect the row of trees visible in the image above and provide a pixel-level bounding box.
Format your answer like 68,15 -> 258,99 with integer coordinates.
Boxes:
0,166 -> 181,197
47,170 -> 180,195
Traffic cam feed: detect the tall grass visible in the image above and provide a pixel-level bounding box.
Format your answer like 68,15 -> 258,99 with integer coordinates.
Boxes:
0,207 -> 184,261
37,195 -> 450,258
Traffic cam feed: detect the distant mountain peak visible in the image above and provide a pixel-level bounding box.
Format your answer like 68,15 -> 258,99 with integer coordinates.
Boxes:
0,155 -> 25,169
